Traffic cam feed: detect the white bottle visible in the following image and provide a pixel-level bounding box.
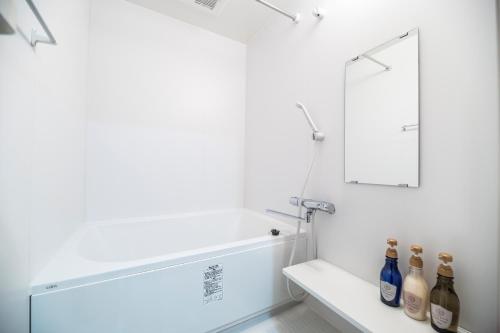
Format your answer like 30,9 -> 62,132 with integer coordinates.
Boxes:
402,245 -> 429,321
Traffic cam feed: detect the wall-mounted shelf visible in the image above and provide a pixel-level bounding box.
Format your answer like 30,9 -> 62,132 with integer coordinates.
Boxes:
283,260 -> 470,333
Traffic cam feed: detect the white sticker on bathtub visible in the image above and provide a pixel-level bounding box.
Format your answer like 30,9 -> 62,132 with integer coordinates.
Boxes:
203,264 -> 223,304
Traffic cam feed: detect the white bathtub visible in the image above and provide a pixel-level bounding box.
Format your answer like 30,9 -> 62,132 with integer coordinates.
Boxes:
31,209 -> 306,333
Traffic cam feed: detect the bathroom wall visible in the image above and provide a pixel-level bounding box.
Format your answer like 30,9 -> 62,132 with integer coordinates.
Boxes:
245,0 -> 499,332
0,0 -> 90,332
86,0 -> 246,221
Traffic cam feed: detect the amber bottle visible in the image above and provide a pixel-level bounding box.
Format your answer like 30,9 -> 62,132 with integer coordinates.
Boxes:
430,253 -> 460,333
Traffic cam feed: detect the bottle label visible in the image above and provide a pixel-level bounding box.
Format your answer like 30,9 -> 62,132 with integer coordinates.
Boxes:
380,281 -> 397,301
403,291 -> 422,314
431,303 -> 453,329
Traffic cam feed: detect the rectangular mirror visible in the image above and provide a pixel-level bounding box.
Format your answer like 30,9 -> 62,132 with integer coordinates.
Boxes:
344,29 -> 419,187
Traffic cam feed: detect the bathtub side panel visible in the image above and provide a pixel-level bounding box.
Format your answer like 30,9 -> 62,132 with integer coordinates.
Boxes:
31,240 -> 305,333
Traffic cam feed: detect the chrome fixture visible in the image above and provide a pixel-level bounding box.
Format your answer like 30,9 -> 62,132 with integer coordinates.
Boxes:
295,102 -> 325,141
289,197 -> 335,214
361,54 -> 391,71
266,197 -> 335,223
26,0 -> 57,46
266,209 -> 306,221
352,54 -> 391,71
401,124 -> 419,132
254,0 -> 301,23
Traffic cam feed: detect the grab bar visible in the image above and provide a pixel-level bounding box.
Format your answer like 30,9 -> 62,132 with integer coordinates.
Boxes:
26,0 -> 56,46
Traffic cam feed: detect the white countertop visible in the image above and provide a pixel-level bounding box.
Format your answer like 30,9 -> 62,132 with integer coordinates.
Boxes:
283,259 -> 469,333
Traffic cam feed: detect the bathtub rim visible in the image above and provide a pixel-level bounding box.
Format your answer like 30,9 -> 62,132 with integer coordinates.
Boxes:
30,209 -> 306,296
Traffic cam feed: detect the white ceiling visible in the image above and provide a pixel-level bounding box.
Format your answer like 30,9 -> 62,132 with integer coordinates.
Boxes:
126,0 -> 300,43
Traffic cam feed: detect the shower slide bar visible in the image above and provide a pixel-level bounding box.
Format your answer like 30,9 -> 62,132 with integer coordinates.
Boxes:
254,0 -> 301,23
26,0 -> 56,46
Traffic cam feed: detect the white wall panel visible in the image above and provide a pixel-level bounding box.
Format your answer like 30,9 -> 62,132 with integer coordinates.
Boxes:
86,0 -> 246,221
245,0 -> 499,331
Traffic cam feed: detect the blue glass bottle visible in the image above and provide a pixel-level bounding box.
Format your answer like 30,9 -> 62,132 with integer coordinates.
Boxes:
380,239 -> 402,307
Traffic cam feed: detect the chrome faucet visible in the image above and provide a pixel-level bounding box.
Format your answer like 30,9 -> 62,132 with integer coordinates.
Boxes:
266,197 -> 335,223
289,197 -> 335,214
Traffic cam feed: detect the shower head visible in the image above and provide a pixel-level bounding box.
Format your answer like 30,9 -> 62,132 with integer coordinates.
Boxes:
295,102 -> 325,142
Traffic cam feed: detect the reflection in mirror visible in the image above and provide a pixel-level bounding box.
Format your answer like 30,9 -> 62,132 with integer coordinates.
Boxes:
345,29 -> 419,187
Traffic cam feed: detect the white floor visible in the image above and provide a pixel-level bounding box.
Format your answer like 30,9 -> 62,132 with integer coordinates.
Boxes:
222,303 -> 341,333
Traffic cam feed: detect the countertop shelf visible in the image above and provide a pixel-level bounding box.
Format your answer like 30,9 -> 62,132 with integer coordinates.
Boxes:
283,260 -> 469,333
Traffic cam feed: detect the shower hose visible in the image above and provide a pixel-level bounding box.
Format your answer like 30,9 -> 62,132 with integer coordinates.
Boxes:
286,143 -> 320,302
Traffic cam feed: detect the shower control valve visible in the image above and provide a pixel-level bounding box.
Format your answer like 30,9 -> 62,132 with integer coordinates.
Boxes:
265,198 -> 335,224
289,197 -> 335,215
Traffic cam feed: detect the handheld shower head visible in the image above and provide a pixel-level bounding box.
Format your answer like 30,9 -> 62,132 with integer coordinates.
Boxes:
295,102 -> 325,141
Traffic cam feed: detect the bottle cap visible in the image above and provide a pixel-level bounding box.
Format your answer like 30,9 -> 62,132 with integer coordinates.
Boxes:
437,252 -> 454,278
385,238 -> 398,259
409,244 -> 423,268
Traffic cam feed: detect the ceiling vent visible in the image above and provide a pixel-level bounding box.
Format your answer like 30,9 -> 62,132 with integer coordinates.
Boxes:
194,0 -> 218,11
171,0 -> 228,15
